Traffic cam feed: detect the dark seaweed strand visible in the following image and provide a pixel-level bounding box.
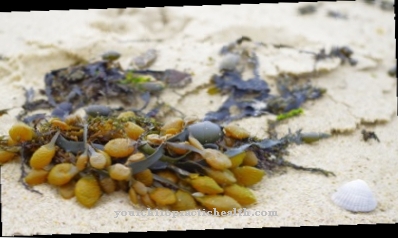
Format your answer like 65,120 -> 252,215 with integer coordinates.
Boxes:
281,160 -> 335,177
254,147 -> 334,177
246,133 -> 334,176
19,143 -> 43,195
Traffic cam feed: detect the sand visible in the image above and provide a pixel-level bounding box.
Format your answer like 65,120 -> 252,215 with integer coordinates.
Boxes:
1,2 -> 396,235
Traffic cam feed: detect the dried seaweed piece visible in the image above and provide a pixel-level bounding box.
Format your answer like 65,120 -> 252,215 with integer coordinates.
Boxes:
204,97 -> 264,123
291,131 -> 331,144
22,113 -> 47,125
128,143 -> 165,174
205,96 -> 269,123
0,108 -> 12,117
167,127 -> 189,142
219,37 -> 261,79
130,69 -> 192,88
379,0 -> 394,11
51,102 -> 73,120
205,38 -> 328,123
361,129 -> 380,142
276,108 -> 304,121
101,51 -> 121,61
205,73 -> 325,123
281,160 -> 335,177
267,74 -> 326,114
298,4 -> 317,15
327,10 -> 348,19
19,144 -> 43,195
203,69 -> 271,122
220,36 -> 252,55
211,71 -> 269,98
16,54 -> 192,123
329,46 -> 357,66
84,105 -> 113,117
152,173 -> 181,191
171,160 -> 207,176
21,88 -> 52,112
44,60 -> 127,108
362,0 -> 376,5
388,66 -> 396,77
307,46 -> 357,66
56,135 -> 86,154
223,132 -> 333,176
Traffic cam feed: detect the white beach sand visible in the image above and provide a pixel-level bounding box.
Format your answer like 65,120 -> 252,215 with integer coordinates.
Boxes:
1,2 -> 397,235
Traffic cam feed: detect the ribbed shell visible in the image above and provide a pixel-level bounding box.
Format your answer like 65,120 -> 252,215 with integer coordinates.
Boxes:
331,179 -> 377,212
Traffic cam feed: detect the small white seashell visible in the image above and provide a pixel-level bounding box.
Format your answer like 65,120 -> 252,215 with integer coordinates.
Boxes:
331,179 -> 377,212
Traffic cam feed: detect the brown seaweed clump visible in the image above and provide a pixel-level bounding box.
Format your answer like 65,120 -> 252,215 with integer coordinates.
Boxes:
0,110 -> 332,211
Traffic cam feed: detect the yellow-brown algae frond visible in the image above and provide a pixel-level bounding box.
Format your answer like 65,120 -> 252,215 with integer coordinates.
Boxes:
99,176 -> 117,194
29,131 -> 60,169
75,151 -> 89,171
124,122 -> 145,140
128,186 -> 139,205
188,135 -> 205,151
223,124 -> 251,140
104,138 -> 135,158
170,190 -> 197,211
58,181 -> 76,199
88,146 -> 108,170
0,150 -> 17,164
195,195 -> 242,212
24,169 -> 49,186
50,118 -> 71,130
203,168 -> 236,186
47,163 -> 78,186
8,122 -> 35,143
108,163 -> 132,181
75,175 -> 102,208
149,187 -> 177,206
228,151 -> 246,168
125,152 -> 145,165
202,149 -> 232,171
231,166 -> 265,187
160,118 -> 184,136
146,134 -> 165,145
133,169 -> 153,186
155,170 -> 179,184
117,111 -> 136,119
189,176 -> 224,195
166,141 -> 191,155
140,193 -> 156,208
132,180 -> 148,196
241,150 -> 258,166
223,184 -> 257,206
